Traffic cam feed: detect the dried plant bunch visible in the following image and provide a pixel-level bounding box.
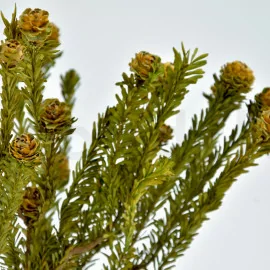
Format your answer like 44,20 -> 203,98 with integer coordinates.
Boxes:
1,5 -> 270,270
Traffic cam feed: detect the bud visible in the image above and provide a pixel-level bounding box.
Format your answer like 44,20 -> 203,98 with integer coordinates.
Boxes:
20,187 -> 41,225
46,23 -> 60,42
40,98 -> 72,133
163,62 -> 174,78
258,88 -> 270,108
252,109 -> 270,142
54,153 -> 69,189
9,134 -> 40,164
0,39 -> 24,68
129,51 -> 160,80
18,8 -> 51,44
219,61 -> 255,93
159,124 -> 173,143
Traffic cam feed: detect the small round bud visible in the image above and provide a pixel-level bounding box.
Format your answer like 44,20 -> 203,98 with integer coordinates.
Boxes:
258,88 -> 270,108
159,124 -> 173,144
163,62 -> 174,78
46,23 -> 60,42
54,153 -> 69,189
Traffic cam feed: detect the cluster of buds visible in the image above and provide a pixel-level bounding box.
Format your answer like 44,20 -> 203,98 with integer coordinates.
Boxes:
19,187 -> 42,226
0,39 -> 24,68
40,98 -> 72,133
158,124 -> 173,144
211,61 -> 255,95
129,51 -> 161,81
9,134 -> 40,165
18,8 -> 52,44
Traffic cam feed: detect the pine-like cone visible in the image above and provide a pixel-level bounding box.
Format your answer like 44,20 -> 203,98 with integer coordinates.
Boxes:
40,98 -> 72,133
0,39 -> 24,68
9,134 -> 40,164
18,8 -> 51,43
54,153 -> 70,189
159,124 -> 173,144
20,187 -> 41,226
129,51 -> 160,80
219,61 -> 255,93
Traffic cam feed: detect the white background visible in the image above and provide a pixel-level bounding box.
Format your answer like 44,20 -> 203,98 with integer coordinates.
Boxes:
1,0 -> 270,269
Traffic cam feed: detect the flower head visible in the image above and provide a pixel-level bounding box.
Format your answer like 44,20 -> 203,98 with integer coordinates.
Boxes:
40,98 -> 72,133
20,187 -> 42,225
18,8 -> 51,43
129,51 -> 160,80
9,134 -> 40,164
0,39 -> 24,68
219,61 -> 254,93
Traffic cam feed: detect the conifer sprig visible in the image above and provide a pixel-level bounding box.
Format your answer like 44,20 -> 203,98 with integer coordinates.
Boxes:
1,6 -> 269,270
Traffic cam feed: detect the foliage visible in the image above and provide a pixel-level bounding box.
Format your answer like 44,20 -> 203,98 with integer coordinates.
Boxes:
0,5 -> 269,270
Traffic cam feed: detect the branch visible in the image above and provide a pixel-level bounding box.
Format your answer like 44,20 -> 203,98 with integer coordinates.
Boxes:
56,237 -> 104,270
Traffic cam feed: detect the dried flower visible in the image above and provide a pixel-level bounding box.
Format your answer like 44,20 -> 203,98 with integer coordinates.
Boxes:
20,187 -> 41,225
18,8 -> 51,43
40,98 -> 72,133
9,134 -> 40,164
219,61 -> 254,93
129,51 -> 160,80
159,124 -> 173,143
0,39 -> 24,68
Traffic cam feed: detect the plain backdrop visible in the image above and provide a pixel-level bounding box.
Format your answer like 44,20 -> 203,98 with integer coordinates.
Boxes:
1,1 -> 270,269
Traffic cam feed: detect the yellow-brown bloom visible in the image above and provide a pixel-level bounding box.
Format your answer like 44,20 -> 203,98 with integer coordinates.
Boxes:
0,39 -> 24,68
129,51 -> 160,80
219,61 -> 255,93
9,134 -> 40,164
159,124 -> 173,143
20,187 -> 42,225
18,8 -> 51,43
40,98 -> 72,132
